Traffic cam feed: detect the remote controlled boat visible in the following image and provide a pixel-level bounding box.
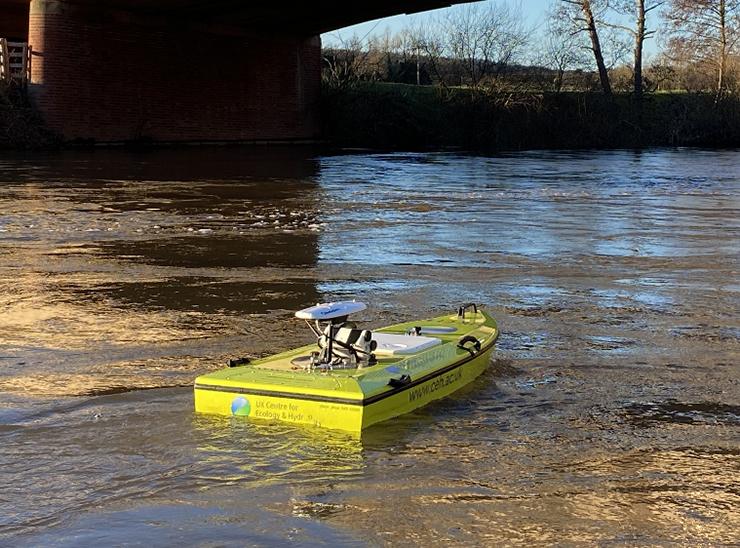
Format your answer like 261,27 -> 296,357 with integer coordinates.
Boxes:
194,302 -> 498,433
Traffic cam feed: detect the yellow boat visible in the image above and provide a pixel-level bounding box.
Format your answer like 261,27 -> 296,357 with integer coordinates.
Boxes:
194,302 -> 498,433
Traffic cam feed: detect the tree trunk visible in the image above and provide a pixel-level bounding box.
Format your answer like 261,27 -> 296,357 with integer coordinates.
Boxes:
582,1 -> 612,96
634,0 -> 645,99
717,0 -> 727,98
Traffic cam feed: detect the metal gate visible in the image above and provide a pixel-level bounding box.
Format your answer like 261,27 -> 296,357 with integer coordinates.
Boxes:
0,39 -> 31,83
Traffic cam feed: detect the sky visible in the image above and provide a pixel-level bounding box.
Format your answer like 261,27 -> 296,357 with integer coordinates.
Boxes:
321,0 -> 662,60
321,1 -> 552,46
321,0 -> 552,47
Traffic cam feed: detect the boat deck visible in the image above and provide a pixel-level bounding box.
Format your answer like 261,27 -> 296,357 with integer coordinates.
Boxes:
250,313 -> 485,376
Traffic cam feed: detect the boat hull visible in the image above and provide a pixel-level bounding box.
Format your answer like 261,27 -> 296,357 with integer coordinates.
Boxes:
359,344 -> 493,429
194,310 -> 498,433
194,345 -> 492,432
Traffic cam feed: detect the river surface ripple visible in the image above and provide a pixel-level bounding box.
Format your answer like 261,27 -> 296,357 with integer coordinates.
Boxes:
0,148 -> 738,546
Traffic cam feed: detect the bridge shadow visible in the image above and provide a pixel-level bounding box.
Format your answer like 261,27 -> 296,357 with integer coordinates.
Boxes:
3,146 -> 325,317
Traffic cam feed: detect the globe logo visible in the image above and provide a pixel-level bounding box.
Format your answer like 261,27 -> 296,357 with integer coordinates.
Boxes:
231,396 -> 251,416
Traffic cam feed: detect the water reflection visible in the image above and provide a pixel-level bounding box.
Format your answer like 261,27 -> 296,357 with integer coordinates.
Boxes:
1,388 -> 369,545
0,147 -> 323,397
1,147 -> 321,182
191,414 -> 365,486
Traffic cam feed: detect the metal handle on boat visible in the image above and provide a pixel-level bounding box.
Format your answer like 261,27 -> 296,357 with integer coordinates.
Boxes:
457,303 -> 478,319
457,335 -> 481,354
388,374 -> 412,388
227,357 -> 251,368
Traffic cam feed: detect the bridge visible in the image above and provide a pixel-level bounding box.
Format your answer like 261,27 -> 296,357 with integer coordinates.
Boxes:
0,0 -> 472,143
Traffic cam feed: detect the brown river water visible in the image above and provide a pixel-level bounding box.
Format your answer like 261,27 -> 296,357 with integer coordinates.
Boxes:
0,147 -> 738,546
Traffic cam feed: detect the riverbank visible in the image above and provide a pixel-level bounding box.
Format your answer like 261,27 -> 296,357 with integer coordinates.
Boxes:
3,80 -> 740,150
322,83 -> 740,150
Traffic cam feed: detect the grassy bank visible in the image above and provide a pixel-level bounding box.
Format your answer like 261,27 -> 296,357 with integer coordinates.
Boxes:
0,82 -> 59,149
322,83 -> 740,150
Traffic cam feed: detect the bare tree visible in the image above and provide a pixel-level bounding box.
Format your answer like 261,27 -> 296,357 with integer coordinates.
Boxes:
389,27 -> 428,85
367,28 -> 421,83
322,36 -> 375,88
405,21 -> 448,87
441,1 -> 530,89
665,0 -> 740,97
559,0 -> 614,95
607,1 -> 664,98
540,13 -> 592,91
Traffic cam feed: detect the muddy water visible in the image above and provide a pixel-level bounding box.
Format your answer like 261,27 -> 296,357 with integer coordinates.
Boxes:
1,147 -> 738,545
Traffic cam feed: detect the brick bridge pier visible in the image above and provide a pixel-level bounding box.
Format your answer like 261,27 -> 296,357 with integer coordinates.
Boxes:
0,0 -> 470,143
